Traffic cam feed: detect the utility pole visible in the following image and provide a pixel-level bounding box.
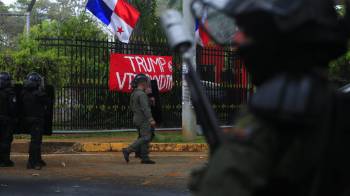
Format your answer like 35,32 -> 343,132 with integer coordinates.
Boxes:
26,0 -> 36,35
25,12 -> 30,35
182,0 -> 197,141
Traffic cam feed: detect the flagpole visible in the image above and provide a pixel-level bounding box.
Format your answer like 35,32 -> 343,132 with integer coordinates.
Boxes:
182,0 -> 197,141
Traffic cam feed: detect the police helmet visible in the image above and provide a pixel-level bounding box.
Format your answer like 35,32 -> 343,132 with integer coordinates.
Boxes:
0,72 -> 12,89
131,74 -> 150,89
24,72 -> 42,89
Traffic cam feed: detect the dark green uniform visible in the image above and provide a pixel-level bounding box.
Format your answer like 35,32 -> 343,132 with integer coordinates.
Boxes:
191,106 -> 341,196
185,0 -> 350,193
128,88 -> 154,160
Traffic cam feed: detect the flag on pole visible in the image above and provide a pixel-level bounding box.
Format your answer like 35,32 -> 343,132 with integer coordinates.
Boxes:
195,9 -> 212,47
86,0 -> 140,43
195,19 -> 210,47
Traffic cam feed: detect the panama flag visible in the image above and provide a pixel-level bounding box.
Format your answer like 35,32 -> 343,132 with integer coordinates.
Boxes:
195,14 -> 211,47
86,0 -> 140,43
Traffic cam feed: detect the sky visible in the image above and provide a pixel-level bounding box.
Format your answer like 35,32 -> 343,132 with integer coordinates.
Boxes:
2,0 -> 16,6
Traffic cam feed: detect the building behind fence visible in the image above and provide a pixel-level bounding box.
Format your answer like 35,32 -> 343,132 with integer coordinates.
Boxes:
35,37 -> 252,131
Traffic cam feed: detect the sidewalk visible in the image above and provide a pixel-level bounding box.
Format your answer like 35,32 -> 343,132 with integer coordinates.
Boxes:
12,132 -> 208,153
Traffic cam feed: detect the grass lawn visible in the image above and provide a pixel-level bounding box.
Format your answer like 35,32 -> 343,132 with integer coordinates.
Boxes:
14,131 -> 206,143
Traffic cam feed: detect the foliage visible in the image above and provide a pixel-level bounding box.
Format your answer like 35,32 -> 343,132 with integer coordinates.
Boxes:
0,1 -> 25,48
0,0 -> 166,83
0,35 -> 68,86
329,4 -> 350,85
129,0 -> 165,42
329,50 -> 350,85
0,13 -> 107,85
9,0 -> 86,23
1,0 -> 93,49
29,14 -> 107,39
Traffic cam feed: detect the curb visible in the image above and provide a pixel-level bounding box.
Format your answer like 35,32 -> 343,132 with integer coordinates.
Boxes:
79,143 -> 208,153
12,142 -> 208,153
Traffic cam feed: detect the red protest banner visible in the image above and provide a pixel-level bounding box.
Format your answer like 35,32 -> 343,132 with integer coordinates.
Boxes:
109,53 -> 173,93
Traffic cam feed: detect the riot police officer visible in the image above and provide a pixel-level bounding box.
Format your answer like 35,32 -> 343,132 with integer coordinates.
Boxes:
122,74 -> 156,164
21,72 -> 49,170
0,72 -> 17,167
183,0 -> 350,195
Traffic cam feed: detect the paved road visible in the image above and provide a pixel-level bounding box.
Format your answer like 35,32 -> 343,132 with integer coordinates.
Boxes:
0,152 -> 207,196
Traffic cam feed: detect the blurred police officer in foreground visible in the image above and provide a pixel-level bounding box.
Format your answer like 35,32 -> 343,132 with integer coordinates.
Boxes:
122,74 -> 156,164
21,72 -> 49,170
0,72 -> 17,167
160,0 -> 350,195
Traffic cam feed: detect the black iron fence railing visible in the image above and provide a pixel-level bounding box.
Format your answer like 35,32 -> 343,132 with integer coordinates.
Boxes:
32,38 -> 252,130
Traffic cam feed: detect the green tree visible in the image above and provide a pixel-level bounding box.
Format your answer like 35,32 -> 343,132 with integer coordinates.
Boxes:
0,12 -> 107,84
9,0 -> 86,25
329,4 -> 350,85
129,0 -> 165,42
0,35 -> 67,85
0,1 -> 26,49
29,14 -> 107,39
0,1 -> 9,46
329,51 -> 350,85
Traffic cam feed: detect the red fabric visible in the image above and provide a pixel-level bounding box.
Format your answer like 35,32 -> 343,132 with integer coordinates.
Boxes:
241,63 -> 247,88
114,0 -> 140,28
109,53 -> 173,93
199,25 -> 210,46
199,47 -> 224,83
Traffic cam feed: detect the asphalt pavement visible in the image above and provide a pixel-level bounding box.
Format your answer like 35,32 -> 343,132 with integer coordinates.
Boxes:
0,178 -> 188,196
0,152 -> 207,196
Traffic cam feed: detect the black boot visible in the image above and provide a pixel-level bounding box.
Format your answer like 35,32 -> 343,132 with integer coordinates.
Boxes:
0,159 -> 14,167
38,159 -> 47,167
135,151 -> 141,159
122,148 -> 130,163
0,153 -> 14,167
38,153 -> 46,167
28,148 -> 42,170
141,159 -> 156,164
27,162 -> 42,170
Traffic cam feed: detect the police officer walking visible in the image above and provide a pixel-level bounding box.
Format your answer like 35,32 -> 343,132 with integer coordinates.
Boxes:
21,72 -> 49,170
122,74 -> 156,164
134,84 -> 158,159
0,72 -> 17,167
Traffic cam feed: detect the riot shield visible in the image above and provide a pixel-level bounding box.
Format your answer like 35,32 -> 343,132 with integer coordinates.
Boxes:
44,85 -> 55,136
13,84 -> 24,134
150,80 -> 162,124
13,84 -> 55,135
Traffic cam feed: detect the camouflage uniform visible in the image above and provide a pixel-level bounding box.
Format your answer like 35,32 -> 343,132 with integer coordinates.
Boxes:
185,0 -> 349,194
127,88 -> 154,161
191,107 -> 340,196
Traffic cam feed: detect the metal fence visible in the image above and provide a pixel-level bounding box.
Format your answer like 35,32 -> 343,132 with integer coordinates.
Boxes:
37,38 -> 252,131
